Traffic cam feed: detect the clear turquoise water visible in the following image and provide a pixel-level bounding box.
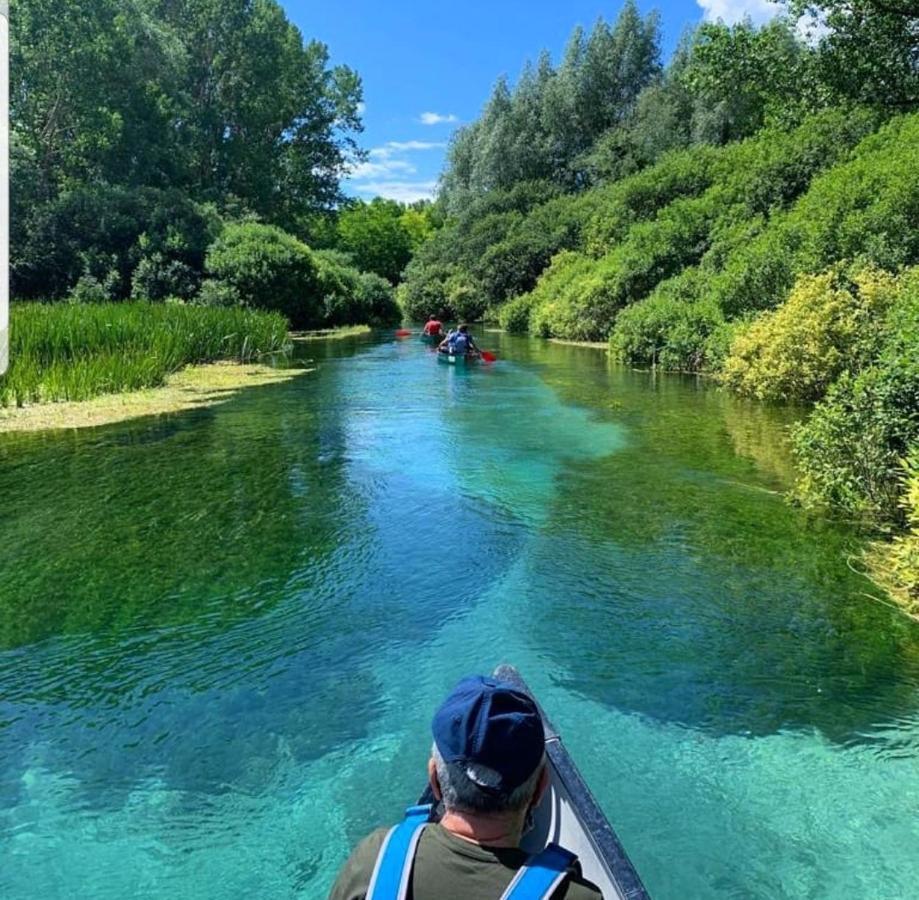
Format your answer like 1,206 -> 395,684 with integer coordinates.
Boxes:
1,332 -> 918,899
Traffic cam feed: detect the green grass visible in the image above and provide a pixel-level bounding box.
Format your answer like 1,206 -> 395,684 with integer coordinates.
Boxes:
0,302 -> 291,407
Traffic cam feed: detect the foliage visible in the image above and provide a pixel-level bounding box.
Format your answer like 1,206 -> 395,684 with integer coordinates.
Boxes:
205,222 -> 321,328
678,20 -> 818,140
610,273 -> 725,370
336,198 -> 414,283
131,255 -> 199,302
867,449 -> 919,616
397,258 -> 454,321
12,185 -> 222,300
313,249 -> 400,327
722,266 -> 900,401
439,1 -> 661,208
355,272 -> 402,326
197,280 -> 242,308
0,302 -> 290,407
10,0 -> 364,231
787,0 -> 919,110
792,268 -> 919,520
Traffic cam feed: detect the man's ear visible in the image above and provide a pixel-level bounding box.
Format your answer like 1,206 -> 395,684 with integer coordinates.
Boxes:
428,757 -> 442,801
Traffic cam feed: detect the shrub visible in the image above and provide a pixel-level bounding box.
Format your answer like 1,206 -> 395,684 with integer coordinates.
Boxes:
205,222 -> 321,328
356,272 -> 401,326
498,293 -> 538,333
446,275 -> 487,322
722,266 -> 900,401
131,253 -> 199,301
611,288 -> 724,370
792,270 -> 919,520
398,258 -> 456,321
68,272 -> 119,304
12,185 -> 221,300
196,279 -> 242,308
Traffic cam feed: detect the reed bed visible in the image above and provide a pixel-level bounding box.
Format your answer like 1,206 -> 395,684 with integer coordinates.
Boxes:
0,302 -> 291,407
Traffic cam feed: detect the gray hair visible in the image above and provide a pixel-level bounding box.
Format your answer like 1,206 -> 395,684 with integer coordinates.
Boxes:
432,744 -> 545,815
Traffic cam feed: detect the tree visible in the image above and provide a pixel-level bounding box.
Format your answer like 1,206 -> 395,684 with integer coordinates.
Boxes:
791,0 -> 919,109
679,20 -> 817,142
336,199 -> 414,283
154,0 -> 365,225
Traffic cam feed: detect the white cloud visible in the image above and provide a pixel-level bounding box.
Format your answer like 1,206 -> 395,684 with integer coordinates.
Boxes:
386,140 -> 447,152
349,158 -> 416,179
369,140 -> 446,160
356,101 -> 366,116
353,181 -> 438,203
347,139 -> 445,201
419,112 -> 459,126
696,0 -> 782,24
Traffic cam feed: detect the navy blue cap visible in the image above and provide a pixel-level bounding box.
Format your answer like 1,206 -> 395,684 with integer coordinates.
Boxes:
432,675 -> 545,792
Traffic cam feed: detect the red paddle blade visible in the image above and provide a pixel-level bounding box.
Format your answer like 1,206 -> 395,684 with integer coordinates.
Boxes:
395,329 -> 412,337
481,351 -> 497,363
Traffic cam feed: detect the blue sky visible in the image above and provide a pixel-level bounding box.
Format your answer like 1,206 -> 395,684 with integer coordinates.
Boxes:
284,0 -> 781,203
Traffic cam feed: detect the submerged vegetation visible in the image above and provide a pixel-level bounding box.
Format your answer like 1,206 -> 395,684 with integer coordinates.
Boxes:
0,303 -> 290,407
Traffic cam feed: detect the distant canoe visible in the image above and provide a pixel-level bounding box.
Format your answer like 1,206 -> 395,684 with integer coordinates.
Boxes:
420,333 -> 443,344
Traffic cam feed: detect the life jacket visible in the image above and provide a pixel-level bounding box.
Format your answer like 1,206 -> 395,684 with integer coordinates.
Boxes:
366,804 -> 577,900
448,331 -> 469,354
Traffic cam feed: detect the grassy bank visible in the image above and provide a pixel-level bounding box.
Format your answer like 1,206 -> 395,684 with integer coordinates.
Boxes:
0,362 -> 310,433
0,302 -> 290,408
290,324 -> 372,341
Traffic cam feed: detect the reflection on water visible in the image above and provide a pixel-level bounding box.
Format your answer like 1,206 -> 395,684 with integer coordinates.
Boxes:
1,331 -> 918,899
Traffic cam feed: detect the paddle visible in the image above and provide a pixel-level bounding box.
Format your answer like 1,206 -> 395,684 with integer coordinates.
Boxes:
395,328 -> 412,337
480,350 -> 497,363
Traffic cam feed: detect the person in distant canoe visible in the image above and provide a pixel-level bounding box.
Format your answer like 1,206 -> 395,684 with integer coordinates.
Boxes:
422,315 -> 444,339
329,675 -> 603,900
439,324 -> 480,357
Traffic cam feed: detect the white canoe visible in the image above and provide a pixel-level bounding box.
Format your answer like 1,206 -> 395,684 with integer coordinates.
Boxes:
420,665 -> 650,899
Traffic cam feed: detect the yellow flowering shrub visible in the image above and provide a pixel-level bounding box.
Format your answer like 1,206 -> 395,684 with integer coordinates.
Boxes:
721,266 -> 900,402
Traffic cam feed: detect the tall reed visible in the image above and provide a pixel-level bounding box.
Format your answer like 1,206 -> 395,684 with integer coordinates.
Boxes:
0,302 -> 291,407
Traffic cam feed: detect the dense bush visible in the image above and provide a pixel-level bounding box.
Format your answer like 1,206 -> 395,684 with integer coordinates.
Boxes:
707,113 -> 919,318
314,250 -> 400,326
722,266 -> 899,401
205,222 -> 321,328
131,254 -> 199,301
611,292 -> 724,371
398,257 -> 455,321
13,185 -> 221,301
0,303 -> 290,407
792,269 -> 919,520
509,109 -> 881,342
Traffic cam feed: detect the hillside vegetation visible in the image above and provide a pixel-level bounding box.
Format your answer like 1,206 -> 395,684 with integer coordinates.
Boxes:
401,0 -> 919,609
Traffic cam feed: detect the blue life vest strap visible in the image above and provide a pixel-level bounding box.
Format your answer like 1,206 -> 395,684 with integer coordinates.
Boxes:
366,804 -> 432,900
499,843 -> 578,900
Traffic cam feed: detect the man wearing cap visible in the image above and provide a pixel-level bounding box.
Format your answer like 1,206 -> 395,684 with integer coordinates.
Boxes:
329,675 -> 602,899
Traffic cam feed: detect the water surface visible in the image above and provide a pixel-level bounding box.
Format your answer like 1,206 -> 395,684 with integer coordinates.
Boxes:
1,332 -> 918,899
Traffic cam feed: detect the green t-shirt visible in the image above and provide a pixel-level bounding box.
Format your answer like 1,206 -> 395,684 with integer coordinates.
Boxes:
329,823 -> 604,900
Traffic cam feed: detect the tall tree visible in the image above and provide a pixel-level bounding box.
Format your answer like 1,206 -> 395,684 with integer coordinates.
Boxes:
155,0 -> 364,226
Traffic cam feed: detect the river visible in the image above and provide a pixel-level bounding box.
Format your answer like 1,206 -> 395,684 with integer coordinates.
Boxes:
1,332 -> 918,899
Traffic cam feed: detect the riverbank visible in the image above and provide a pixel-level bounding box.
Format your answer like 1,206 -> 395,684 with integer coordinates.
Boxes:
290,325 -> 371,341
0,362 -> 311,433
549,338 -> 609,349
